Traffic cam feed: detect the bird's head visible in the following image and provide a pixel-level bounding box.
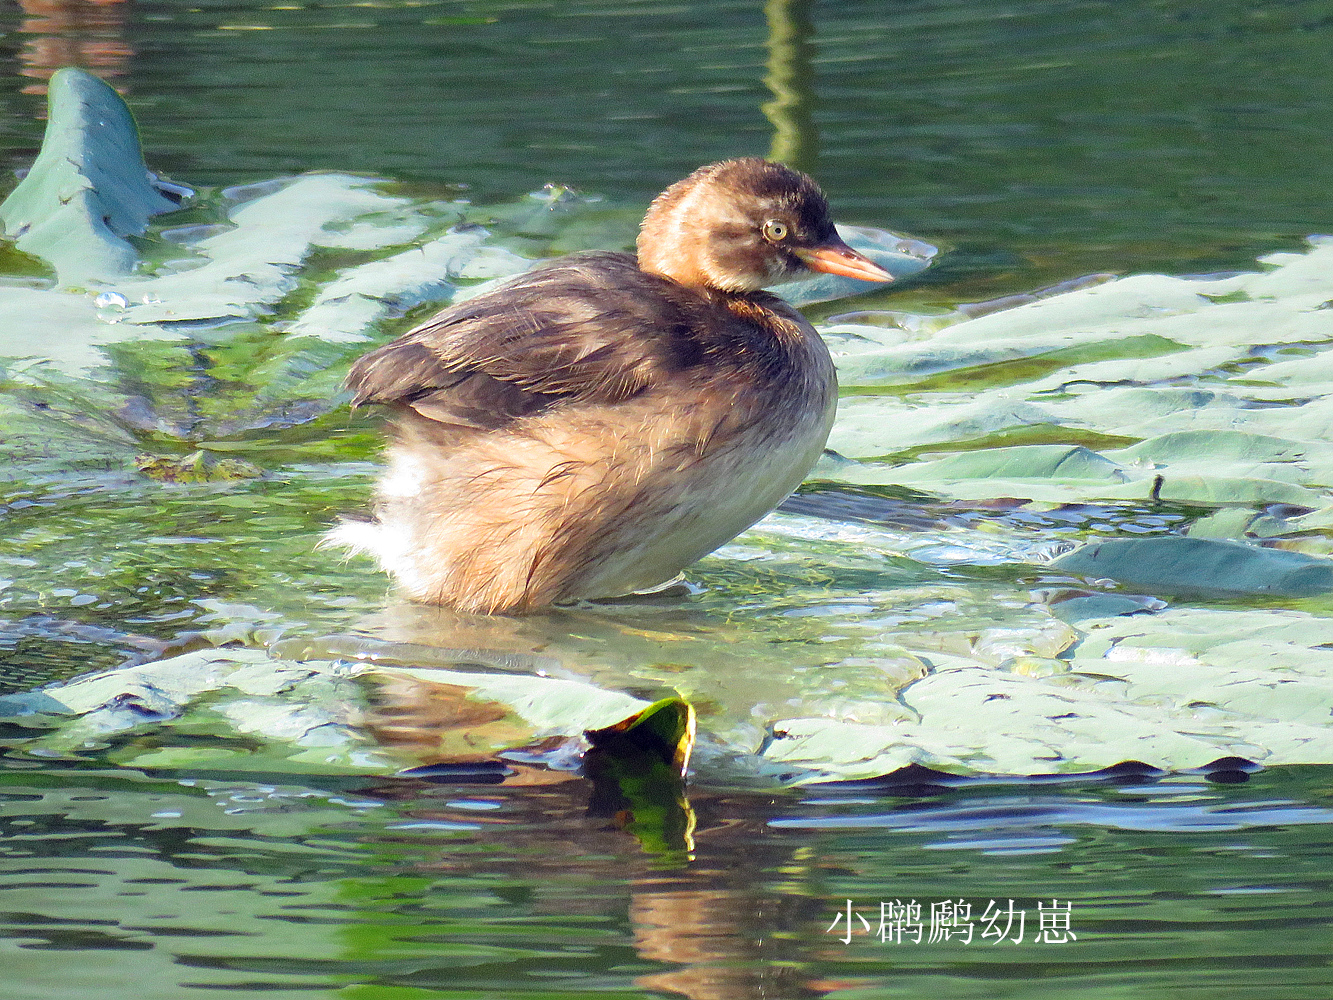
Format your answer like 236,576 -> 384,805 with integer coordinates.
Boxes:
636,157 -> 893,293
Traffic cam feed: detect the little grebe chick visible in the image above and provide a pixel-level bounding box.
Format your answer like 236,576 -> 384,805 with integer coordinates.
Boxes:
332,158 -> 892,613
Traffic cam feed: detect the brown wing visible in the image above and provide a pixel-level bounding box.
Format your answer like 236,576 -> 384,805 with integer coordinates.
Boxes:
345,251 -> 709,431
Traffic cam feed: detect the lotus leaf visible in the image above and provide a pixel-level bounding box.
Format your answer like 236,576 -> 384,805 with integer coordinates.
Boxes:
9,75 -> 1333,785
1052,536 -> 1333,597
1112,430 -> 1317,464
0,69 -> 180,284
886,444 -> 1126,484
284,228 -> 531,343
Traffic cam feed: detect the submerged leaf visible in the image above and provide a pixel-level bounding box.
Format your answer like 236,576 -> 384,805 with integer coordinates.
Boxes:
135,450 -> 264,483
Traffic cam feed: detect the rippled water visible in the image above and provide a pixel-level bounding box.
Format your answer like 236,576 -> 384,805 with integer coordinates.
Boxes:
4,479 -> 1333,997
5,0 -> 1333,294
4,1 -> 1333,996
3,758 -> 1332,999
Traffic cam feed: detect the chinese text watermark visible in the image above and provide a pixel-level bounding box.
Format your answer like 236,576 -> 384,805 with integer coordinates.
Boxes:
826,898 -> 1076,945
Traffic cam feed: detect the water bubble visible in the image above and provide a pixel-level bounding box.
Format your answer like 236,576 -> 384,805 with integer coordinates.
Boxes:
94,291 -> 129,310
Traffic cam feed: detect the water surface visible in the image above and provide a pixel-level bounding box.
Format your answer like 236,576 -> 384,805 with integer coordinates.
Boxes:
3,2 -> 1333,996
4,0 -> 1333,296
4,756 -> 1331,999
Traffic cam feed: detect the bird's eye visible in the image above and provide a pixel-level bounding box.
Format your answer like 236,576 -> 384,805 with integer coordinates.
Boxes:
762,219 -> 789,243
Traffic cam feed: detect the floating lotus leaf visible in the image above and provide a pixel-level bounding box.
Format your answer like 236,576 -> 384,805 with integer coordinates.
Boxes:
0,647 -> 656,774
1100,475 -> 1325,506
584,697 -> 698,856
827,395 -> 1062,459
774,225 -> 938,305
886,445 -> 1126,483
284,227 -> 531,343
1051,536 -> 1333,597
7,578 -> 1333,779
585,696 -> 696,775
373,663 -> 652,737
113,174 -> 417,328
1186,508 -> 1264,539
1111,430 -> 1318,464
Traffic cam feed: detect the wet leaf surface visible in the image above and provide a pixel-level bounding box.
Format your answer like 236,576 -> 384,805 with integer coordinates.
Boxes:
0,69 -> 180,284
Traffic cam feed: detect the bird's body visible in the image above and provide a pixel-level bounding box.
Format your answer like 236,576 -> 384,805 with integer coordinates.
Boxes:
332,159 -> 890,613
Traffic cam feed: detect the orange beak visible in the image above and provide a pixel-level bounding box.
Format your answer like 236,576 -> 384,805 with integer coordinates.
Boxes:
794,239 -> 894,282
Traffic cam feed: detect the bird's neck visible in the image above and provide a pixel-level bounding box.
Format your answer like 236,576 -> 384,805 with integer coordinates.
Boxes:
636,217 -> 713,289
636,174 -> 745,292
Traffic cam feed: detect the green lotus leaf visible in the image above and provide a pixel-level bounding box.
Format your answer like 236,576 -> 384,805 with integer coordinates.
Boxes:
371,663 -> 652,737
1048,593 -> 1162,622
1098,475 -> 1325,506
285,228 -> 530,344
826,396 -> 1060,459
888,444 -> 1125,483
1246,349 -> 1333,386
586,696 -> 696,776
113,174 -> 414,328
0,68 -> 179,284
1186,508 -> 1263,539
1111,430 -> 1317,464
1052,535 -> 1333,597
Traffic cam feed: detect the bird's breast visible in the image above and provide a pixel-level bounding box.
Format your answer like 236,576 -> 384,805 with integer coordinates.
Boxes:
556,330 -> 837,599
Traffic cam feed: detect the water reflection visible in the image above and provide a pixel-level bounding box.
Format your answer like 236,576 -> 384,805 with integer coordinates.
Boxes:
762,0 -> 818,174
15,0 -> 132,95
333,586 -> 942,762
357,770 -> 833,998
3,759 -> 1330,998
629,877 -> 827,999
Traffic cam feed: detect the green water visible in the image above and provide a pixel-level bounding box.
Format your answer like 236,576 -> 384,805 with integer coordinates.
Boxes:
4,0 -> 1333,996
3,760 -> 1331,999
5,0 -> 1333,295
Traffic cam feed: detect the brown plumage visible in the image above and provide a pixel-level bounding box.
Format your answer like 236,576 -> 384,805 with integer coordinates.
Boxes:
330,158 -> 892,613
